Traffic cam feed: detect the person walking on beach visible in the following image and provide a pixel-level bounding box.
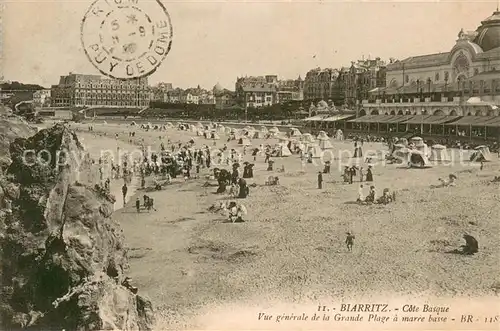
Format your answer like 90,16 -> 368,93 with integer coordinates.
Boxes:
317,171 -> 323,189
346,232 -> 355,252
122,183 -> 128,206
135,197 -> 141,213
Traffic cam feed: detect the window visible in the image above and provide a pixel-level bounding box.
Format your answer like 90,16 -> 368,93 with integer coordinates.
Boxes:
474,68 -> 479,75
444,71 -> 449,81
435,73 -> 440,81
405,75 -> 409,83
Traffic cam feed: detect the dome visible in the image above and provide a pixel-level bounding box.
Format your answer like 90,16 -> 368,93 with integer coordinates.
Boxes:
213,82 -> 223,92
473,10 -> 500,52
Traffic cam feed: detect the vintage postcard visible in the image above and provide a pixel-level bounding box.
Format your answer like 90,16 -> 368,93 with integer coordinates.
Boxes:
0,0 -> 499,330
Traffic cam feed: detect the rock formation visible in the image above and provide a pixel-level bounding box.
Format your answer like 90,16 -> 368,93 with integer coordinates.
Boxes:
0,109 -> 37,171
0,123 -> 154,330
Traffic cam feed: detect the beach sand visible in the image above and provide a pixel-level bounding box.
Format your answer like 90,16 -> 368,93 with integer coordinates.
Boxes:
70,121 -> 500,328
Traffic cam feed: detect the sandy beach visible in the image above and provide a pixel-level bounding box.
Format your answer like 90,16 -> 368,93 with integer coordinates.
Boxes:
69,121 -> 500,329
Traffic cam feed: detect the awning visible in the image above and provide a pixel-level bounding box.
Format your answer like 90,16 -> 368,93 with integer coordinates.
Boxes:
401,115 -> 460,125
484,118 -> 500,127
303,115 -> 329,121
445,116 -> 497,126
349,114 -> 401,123
382,115 -> 415,123
322,114 -> 355,122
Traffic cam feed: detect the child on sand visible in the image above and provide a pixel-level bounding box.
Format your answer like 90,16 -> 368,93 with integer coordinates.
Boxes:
346,232 -> 355,252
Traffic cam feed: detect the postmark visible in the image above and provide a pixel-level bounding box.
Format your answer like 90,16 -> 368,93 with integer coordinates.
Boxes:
81,0 -> 173,80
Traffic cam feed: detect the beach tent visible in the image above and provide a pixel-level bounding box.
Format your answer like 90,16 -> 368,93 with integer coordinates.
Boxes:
290,127 -> 302,137
210,131 -> 220,140
130,121 -> 137,126
260,126 -> 268,133
196,122 -> 203,128
277,143 -> 292,157
318,138 -> 334,150
301,133 -> 315,143
415,143 -> 430,157
224,127 -> 232,134
253,131 -> 264,139
238,137 -> 252,146
335,129 -> 344,140
307,144 -> 322,158
217,125 -> 225,134
429,144 -> 451,162
409,150 -> 433,168
269,126 -> 280,134
391,143 -> 406,156
166,122 -> 174,128
190,124 -> 197,132
398,138 -> 408,146
410,136 -> 424,146
316,130 -> 329,140
316,131 -> 333,150
470,145 -> 492,162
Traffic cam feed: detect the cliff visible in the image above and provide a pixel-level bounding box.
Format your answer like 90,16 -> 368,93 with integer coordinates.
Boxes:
0,123 -> 154,330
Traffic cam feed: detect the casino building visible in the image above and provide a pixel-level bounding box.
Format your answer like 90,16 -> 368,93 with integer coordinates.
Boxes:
51,73 -> 150,108
330,9 -> 500,140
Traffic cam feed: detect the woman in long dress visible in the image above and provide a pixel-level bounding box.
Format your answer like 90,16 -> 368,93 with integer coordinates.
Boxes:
366,166 -> 373,182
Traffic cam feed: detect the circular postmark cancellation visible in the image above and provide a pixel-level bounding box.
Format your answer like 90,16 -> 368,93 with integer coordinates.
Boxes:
81,0 -> 173,80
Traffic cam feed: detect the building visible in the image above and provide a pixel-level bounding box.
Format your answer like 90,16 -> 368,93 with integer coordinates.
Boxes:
33,89 -> 51,107
50,73 -> 149,108
213,83 -> 236,110
344,58 -> 386,107
235,75 -> 303,107
166,88 -> 183,103
151,82 -> 174,102
303,68 -> 345,105
277,77 -> 304,102
360,9 -> 500,117
179,88 -> 201,104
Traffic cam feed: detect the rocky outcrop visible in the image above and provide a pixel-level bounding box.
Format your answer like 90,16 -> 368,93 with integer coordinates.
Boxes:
0,110 -> 37,171
0,124 -> 154,330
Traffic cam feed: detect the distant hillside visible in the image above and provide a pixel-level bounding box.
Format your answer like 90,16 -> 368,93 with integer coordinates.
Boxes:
1,81 -> 46,91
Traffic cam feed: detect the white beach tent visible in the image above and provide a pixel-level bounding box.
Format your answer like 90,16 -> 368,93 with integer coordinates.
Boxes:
335,129 -> 344,140
415,143 -> 430,157
307,144 -> 323,158
130,121 -> 137,126
269,126 -> 280,135
217,125 -> 225,134
260,126 -> 268,133
409,149 -> 433,168
238,137 -> 252,146
318,138 -> 334,150
290,127 -> 302,137
316,131 -> 333,150
196,122 -> 204,128
166,122 -> 174,128
210,131 -> 221,140
410,136 -> 424,146
316,130 -> 329,140
253,131 -> 264,139
470,145 -> 492,162
224,127 -> 232,134
429,144 -> 451,162
301,133 -> 316,143
277,143 -> 292,157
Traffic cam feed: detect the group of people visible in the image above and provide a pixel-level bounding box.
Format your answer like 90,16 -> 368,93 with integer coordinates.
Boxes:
357,185 -> 396,205
342,165 -> 373,184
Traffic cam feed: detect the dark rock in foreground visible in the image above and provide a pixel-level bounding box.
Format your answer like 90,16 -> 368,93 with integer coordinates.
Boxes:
0,123 -> 154,330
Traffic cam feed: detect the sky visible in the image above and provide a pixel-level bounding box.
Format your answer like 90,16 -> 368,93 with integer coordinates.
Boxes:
2,0 -> 498,90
